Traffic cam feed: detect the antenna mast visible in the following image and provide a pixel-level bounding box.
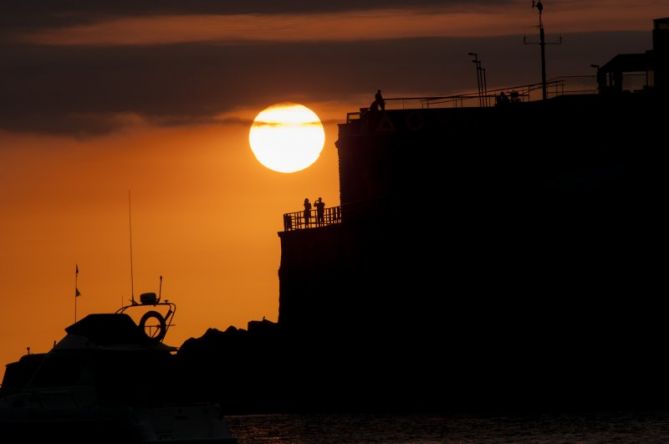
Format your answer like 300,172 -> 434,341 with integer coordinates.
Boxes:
537,1 -> 547,100
128,190 -> 136,306
525,1 -> 562,101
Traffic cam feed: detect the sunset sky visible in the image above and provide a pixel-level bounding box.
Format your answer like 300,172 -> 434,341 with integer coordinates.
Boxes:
1,0 -> 667,376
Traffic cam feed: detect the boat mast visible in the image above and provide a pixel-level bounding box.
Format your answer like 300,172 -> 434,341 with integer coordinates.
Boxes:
74,264 -> 80,323
128,190 -> 136,307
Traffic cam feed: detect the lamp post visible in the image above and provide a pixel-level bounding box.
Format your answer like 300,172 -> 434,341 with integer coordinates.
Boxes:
482,66 -> 488,107
468,52 -> 488,107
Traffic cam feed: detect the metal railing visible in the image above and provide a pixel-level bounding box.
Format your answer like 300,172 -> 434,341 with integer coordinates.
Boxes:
346,76 -> 598,123
283,206 -> 342,231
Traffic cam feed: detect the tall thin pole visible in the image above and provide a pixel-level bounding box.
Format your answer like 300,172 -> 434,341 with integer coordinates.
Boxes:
525,1 -> 560,100
482,67 -> 489,107
537,1 -> 547,100
128,191 -> 135,306
476,61 -> 480,106
74,264 -> 79,323
469,52 -> 483,107
478,62 -> 484,107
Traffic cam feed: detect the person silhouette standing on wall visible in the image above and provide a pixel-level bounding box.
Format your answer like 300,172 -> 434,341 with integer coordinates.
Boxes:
303,198 -> 312,227
315,197 -> 325,226
496,91 -> 510,106
375,89 -> 385,111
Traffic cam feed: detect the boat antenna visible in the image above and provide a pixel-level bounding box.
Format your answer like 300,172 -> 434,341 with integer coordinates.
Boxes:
74,264 -> 80,322
128,190 -> 136,306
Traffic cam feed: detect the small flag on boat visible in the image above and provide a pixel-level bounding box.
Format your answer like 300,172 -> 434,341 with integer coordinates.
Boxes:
75,264 -> 81,297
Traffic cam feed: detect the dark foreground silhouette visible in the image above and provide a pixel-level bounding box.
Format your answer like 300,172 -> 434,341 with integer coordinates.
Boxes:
2,18 -> 669,420
179,20 -> 669,413
0,300 -> 236,443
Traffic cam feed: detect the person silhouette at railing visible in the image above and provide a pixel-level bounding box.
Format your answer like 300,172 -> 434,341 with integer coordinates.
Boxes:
370,89 -> 385,112
315,197 -> 325,226
496,91 -> 510,106
375,89 -> 385,111
303,198 -> 312,227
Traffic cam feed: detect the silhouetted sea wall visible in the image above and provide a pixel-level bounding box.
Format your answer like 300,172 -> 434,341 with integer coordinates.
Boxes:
177,93 -> 668,413
281,94 -> 666,339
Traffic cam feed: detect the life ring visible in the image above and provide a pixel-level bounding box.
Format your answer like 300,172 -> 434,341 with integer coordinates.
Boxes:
139,310 -> 167,342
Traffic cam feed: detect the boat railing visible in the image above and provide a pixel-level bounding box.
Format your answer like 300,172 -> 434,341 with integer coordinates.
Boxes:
283,205 -> 342,231
116,297 -> 176,342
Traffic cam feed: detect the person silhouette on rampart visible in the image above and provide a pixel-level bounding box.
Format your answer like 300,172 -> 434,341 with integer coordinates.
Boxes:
315,197 -> 325,226
496,91 -> 510,106
375,89 -> 385,111
303,198 -> 312,227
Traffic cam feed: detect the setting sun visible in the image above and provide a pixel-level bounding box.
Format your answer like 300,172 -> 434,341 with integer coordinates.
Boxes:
249,103 -> 325,173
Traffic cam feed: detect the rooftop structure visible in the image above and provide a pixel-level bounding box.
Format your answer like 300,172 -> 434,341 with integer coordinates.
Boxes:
277,20 -> 667,339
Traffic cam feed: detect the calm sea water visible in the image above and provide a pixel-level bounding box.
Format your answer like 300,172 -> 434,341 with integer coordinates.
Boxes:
227,412 -> 669,443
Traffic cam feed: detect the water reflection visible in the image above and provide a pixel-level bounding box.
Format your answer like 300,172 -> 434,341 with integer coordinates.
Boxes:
227,412 -> 669,444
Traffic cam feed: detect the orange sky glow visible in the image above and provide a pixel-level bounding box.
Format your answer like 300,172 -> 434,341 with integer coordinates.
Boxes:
0,108 -> 342,376
1,0 -> 669,380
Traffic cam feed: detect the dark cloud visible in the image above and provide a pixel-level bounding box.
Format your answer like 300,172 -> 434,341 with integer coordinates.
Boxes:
1,1 -> 516,36
0,32 -> 650,136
